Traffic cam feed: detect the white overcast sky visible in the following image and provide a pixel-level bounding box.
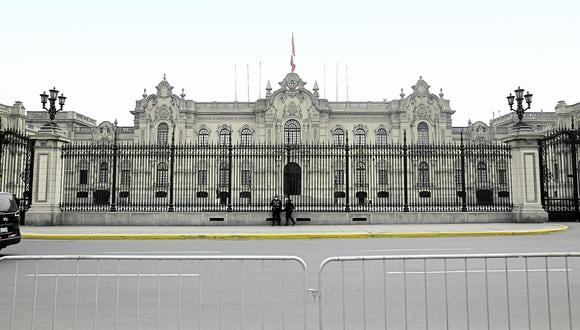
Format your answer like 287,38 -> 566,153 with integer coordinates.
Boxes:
1,0 -> 578,126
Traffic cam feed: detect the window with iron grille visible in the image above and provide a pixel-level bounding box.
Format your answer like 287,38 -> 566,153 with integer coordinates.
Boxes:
241,128 -> 252,145
197,170 -> 207,186
99,162 -> 108,183
156,162 -> 168,187
378,169 -> 388,185
418,161 -> 430,187
198,129 -> 209,145
455,169 -> 463,186
417,122 -> 429,144
553,163 -> 559,182
78,160 -> 89,185
121,170 -> 131,186
333,128 -> 345,145
477,161 -> 487,186
79,170 -> 88,185
376,128 -> 387,145
157,123 -> 169,145
219,129 -> 231,145
354,128 -> 366,146
284,120 -> 301,145
356,161 -> 366,185
334,169 -> 344,185
497,162 -> 507,185
219,161 -> 229,188
121,160 -> 131,186
241,169 -> 251,186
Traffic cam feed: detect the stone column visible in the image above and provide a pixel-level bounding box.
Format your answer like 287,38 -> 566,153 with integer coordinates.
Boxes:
503,127 -> 548,222
26,127 -> 70,225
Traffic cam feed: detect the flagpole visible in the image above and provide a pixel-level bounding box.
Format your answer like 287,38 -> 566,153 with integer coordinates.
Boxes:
259,61 -> 262,99
247,63 -> 250,102
335,62 -> 338,101
346,64 -> 349,102
323,63 -> 326,99
234,64 -> 238,102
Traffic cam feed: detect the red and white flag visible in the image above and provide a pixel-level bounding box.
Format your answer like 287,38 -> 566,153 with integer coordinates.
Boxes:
290,33 -> 296,72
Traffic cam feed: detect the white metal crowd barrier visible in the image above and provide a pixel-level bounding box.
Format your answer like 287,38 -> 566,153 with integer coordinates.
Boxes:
0,255 -> 308,330
318,253 -> 580,330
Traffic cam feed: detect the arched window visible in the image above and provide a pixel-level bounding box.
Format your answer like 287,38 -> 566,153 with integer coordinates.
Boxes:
241,128 -> 252,145
157,123 -> 169,145
156,162 -> 168,187
198,128 -> 209,145
99,162 -> 108,183
477,161 -> 487,185
284,120 -> 301,145
376,128 -> 387,145
356,161 -> 367,186
219,128 -> 231,145
418,161 -> 430,187
417,122 -> 429,144
333,128 -> 345,145
354,128 -> 366,145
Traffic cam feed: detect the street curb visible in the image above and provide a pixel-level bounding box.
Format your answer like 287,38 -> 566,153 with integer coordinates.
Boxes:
21,225 -> 569,240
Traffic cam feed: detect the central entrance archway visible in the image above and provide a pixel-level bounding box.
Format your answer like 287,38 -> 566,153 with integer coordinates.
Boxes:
284,162 -> 301,196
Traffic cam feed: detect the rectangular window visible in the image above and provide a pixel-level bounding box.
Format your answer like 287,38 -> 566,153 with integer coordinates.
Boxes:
241,169 -> 251,186
198,170 -> 207,186
334,170 -> 344,185
378,170 -> 388,185
455,169 -> 463,185
121,169 -> 131,186
79,170 -> 88,185
498,169 -> 507,185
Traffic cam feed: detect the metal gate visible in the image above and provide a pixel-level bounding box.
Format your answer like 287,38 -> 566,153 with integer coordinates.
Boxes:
0,126 -> 35,223
539,126 -> 580,221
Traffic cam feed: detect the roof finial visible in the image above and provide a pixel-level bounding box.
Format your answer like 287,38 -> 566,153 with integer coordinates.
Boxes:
266,80 -> 272,97
142,88 -> 147,98
180,88 -> 186,98
400,88 -> 405,99
439,88 -> 444,98
313,80 -> 319,98
163,74 -> 166,81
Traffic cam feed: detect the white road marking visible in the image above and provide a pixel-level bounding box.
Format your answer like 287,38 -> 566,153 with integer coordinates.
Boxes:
102,251 -> 221,254
361,248 -> 472,252
26,273 -> 200,277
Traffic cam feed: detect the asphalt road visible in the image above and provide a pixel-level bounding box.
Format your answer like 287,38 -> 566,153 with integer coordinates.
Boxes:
1,223 -> 580,329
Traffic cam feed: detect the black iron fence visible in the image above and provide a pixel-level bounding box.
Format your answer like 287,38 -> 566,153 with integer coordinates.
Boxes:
60,135 -> 512,212
0,126 -> 35,219
539,125 -> 580,221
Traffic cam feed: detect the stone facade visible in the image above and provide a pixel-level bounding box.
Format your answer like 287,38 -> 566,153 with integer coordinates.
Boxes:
7,72 -> 578,145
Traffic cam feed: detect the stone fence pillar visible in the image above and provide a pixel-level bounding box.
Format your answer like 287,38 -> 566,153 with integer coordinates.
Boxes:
26,127 -> 70,225
503,128 -> 548,222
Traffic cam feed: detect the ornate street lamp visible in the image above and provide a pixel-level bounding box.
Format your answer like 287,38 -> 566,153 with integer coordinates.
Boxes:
507,86 -> 532,127
40,87 -> 66,125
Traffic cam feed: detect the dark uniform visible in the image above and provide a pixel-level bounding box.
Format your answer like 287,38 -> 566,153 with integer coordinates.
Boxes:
270,196 -> 282,226
284,198 -> 295,226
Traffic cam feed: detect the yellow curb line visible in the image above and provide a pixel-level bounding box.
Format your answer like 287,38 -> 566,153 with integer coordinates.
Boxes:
21,225 -> 568,240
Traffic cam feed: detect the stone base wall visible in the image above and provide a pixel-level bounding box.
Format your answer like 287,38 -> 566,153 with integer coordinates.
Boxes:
24,211 -> 524,226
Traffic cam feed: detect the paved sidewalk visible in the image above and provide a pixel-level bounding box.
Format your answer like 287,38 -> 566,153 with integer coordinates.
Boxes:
20,223 -> 568,240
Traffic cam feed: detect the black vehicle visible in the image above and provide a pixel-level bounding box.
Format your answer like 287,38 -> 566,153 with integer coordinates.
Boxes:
0,192 -> 21,250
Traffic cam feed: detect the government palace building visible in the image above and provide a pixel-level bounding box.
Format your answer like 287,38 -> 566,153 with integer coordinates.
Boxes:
2,72 -> 579,146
